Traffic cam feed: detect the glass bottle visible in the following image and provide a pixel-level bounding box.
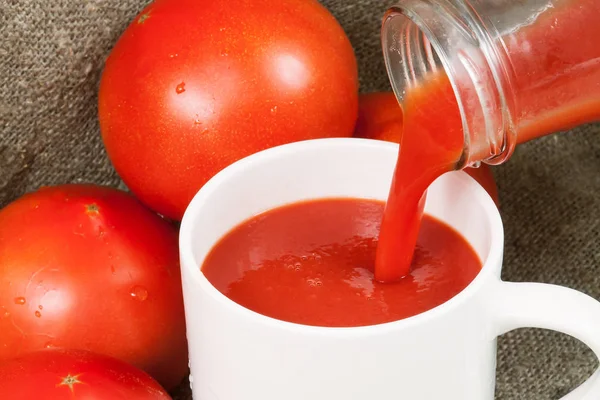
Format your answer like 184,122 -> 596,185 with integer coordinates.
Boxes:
381,0 -> 600,168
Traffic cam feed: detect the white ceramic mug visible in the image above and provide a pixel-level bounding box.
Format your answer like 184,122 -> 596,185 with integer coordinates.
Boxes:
179,138 -> 600,399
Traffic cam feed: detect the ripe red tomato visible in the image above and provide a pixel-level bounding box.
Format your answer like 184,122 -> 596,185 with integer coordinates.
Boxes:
354,92 -> 500,206
354,92 -> 404,143
0,349 -> 171,399
0,185 -> 187,390
99,0 -> 359,220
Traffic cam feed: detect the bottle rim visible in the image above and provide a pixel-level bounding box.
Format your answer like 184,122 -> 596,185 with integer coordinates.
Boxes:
381,0 -> 517,168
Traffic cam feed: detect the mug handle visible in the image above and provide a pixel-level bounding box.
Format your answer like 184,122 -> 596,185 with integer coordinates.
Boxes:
491,281 -> 600,399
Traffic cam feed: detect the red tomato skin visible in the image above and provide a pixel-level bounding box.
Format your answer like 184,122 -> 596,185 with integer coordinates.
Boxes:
354,92 -> 500,206
0,349 -> 171,399
98,0 -> 359,220
0,185 -> 187,390
354,92 -> 404,143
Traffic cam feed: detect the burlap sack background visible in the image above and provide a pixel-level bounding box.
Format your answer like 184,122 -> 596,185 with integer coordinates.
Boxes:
1,0 -> 598,398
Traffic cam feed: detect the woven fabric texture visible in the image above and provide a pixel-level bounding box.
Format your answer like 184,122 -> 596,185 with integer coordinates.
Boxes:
1,0 -> 599,398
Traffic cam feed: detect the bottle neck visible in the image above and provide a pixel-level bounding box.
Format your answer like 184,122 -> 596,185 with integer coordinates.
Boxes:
381,0 -> 518,168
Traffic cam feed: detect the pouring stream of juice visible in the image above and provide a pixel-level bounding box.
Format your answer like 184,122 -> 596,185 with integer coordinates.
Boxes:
374,0 -> 600,282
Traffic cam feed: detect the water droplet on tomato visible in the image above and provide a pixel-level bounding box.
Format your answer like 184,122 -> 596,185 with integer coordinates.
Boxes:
169,53 -> 178,58
34,311 -> 41,318
110,265 -> 116,274
301,255 -> 308,261
44,342 -> 52,348
2,309 -> 10,318
14,297 -> 26,305
176,82 -> 186,94
38,305 -> 43,310
130,286 -> 149,301
270,106 -> 278,114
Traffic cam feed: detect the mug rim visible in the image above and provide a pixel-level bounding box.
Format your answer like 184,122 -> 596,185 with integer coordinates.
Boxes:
179,138 -> 504,335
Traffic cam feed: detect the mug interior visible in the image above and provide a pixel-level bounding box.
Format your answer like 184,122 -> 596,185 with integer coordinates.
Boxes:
179,138 -> 503,324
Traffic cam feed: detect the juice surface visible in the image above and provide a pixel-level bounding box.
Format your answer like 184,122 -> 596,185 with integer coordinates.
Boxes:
202,198 -> 481,327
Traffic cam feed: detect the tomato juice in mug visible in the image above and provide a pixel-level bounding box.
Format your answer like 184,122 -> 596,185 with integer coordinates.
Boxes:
202,198 -> 481,327
179,139 -> 600,400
